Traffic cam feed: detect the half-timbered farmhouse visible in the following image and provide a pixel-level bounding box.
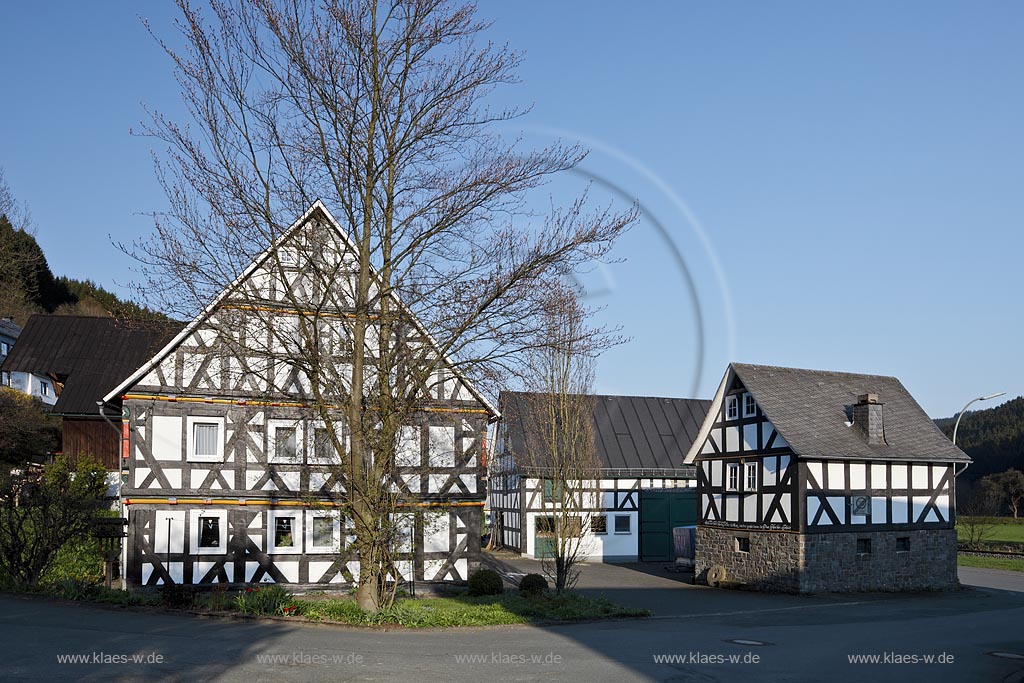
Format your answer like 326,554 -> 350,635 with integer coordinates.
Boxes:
104,202 -> 498,589
490,391 -> 709,562
686,363 -> 970,592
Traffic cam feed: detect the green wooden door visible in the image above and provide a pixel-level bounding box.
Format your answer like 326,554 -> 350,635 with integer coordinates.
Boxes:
639,489 -> 698,561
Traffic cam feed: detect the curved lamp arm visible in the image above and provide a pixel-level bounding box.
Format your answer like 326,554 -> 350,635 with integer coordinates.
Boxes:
952,392 -> 1006,446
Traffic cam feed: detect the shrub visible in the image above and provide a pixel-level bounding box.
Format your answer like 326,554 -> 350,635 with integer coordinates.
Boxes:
518,573 -> 548,598
234,584 -> 299,616
467,568 -> 504,596
158,584 -> 197,609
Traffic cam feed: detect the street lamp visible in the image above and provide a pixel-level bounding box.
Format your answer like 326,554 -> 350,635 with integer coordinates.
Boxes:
952,392 -> 1006,445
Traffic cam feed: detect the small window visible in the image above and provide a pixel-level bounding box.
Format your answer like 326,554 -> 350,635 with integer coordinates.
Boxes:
856,538 -> 872,554
312,517 -> 334,548
192,422 -> 221,459
40,382 -> 49,396
275,517 -> 296,549
314,427 -> 335,462
1,372 -> 8,386
0,342 -> 8,355
198,516 -> 220,548
726,463 -> 740,491
743,393 -> 756,417
735,536 -> 750,553
614,515 -> 631,534
542,479 -> 562,503
591,515 -> 607,535
896,537 -> 910,552
276,427 -> 298,461
536,516 -> 555,534
745,462 -> 758,491
726,396 -> 738,420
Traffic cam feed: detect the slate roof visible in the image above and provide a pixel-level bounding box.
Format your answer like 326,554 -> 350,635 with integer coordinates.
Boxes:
731,363 -> 970,463
499,391 -> 710,474
0,315 -> 181,416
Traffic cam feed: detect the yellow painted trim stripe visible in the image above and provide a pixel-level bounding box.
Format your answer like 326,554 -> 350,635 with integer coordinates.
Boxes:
122,393 -> 490,415
123,498 -> 484,508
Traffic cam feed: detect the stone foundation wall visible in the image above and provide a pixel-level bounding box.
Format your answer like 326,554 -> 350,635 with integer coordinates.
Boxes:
695,526 -> 802,592
696,526 -> 958,593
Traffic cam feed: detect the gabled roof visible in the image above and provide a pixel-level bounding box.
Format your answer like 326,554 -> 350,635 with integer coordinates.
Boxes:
500,390 -> 710,474
0,315 -> 181,415
103,201 -> 498,417
0,318 -> 21,342
686,363 -> 970,464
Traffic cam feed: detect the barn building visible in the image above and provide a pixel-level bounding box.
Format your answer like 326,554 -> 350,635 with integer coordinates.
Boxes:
490,391 -> 710,562
104,202 -> 498,589
686,363 -> 970,593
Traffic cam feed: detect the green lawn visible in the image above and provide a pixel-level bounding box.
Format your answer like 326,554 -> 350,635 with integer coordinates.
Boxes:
295,593 -> 649,627
956,518 -> 1024,545
957,554 -> 1024,573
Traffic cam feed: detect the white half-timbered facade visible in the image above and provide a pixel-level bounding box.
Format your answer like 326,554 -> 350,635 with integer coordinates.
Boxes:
686,363 -> 970,593
490,392 -> 709,562
105,202 -> 498,589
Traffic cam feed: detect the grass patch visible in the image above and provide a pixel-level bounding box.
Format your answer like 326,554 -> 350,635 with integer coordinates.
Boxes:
957,518 -> 1024,545
958,555 -> 1024,573
296,593 -> 649,628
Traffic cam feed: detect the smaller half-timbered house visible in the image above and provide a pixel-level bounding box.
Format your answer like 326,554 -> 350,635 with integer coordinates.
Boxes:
685,363 -> 970,592
490,391 -> 709,562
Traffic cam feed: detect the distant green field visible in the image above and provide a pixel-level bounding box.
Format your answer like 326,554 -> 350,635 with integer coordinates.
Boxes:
957,555 -> 1024,572
956,518 -> 1024,544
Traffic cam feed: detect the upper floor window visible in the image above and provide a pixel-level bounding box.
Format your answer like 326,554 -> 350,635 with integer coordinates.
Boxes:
726,463 -> 740,491
726,396 -> 738,420
187,416 -> 225,462
39,381 -> 49,396
1,371 -> 8,386
743,393 -> 756,417
745,462 -> 758,491
0,342 -> 8,355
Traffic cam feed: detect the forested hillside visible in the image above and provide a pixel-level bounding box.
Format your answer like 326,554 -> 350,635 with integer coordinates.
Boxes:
0,214 -> 164,324
936,397 -> 1024,482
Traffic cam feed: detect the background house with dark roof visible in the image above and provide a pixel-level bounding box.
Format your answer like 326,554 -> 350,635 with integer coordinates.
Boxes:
685,363 -> 969,593
490,391 -> 710,562
0,316 -> 60,406
0,315 -> 180,469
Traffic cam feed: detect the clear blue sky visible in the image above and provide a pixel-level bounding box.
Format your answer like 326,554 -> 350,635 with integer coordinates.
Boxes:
1,2 -> 1021,417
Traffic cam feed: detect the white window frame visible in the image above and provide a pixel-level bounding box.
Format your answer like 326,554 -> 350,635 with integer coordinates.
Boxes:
743,392 -> 756,417
308,421 -> 346,465
268,419 -> 303,463
745,461 -> 758,491
726,396 -> 738,420
267,510 -> 302,554
305,511 -> 341,553
187,416 -> 225,463
189,509 -> 228,555
0,342 -> 8,355
613,514 -> 632,535
39,380 -> 49,396
726,463 -> 741,492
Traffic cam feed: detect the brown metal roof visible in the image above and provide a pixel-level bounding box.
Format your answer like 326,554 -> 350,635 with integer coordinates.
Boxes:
0,315 -> 181,415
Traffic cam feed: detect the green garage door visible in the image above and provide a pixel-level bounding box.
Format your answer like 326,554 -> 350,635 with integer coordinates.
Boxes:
639,489 -> 698,561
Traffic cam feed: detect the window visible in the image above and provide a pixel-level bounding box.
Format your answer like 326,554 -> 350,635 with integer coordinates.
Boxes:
536,516 -> 555,534
198,516 -> 220,549
314,428 -> 335,462
188,417 -> 224,462
896,537 -> 910,552
743,393 -> 756,417
0,342 -> 8,355
276,427 -> 298,461
312,517 -> 333,547
275,517 -> 296,549
856,538 -> 872,554
745,462 -> 758,491
561,516 -> 583,538
735,536 -> 750,553
189,510 -> 227,554
542,479 -> 562,503
591,515 -> 607,535
614,515 -> 631,534
726,463 -> 740,491
1,372 -> 8,386
268,420 -> 302,463
726,396 -> 738,420
39,381 -> 49,396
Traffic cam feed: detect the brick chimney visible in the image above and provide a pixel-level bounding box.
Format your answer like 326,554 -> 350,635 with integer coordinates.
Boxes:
852,393 -> 886,446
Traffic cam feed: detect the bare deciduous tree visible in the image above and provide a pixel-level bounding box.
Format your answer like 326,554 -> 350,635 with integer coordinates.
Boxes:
523,288 -> 607,593
126,0 -> 635,612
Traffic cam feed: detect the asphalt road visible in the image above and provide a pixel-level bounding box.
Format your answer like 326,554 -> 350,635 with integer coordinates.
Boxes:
2,565 -> 1023,682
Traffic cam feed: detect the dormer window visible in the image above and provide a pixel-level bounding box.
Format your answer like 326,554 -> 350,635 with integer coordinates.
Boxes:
743,393 -> 756,417
726,396 -> 738,420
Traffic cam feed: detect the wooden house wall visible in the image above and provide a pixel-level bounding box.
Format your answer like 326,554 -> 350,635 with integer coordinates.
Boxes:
62,418 -> 120,470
